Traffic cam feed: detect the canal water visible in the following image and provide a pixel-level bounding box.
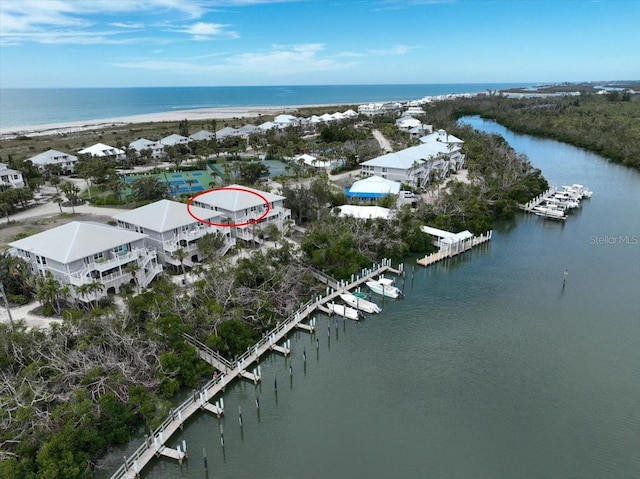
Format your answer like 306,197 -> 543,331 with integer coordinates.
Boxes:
102,117 -> 640,479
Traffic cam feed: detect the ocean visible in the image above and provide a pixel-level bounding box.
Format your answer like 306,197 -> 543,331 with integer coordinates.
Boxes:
0,83 -> 532,129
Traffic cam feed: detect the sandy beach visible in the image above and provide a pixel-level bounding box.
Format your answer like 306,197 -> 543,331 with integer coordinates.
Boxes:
0,103 -> 353,140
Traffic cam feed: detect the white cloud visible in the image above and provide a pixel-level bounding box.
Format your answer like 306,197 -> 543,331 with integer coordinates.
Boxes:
367,45 -> 411,55
178,22 -> 239,40
0,0 -> 285,45
113,43 -> 358,77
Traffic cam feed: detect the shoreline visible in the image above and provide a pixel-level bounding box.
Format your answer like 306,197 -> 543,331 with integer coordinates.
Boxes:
0,102 -> 356,140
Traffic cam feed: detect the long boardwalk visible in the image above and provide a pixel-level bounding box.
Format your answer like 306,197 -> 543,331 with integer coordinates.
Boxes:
417,230 -> 492,267
111,258 -> 403,479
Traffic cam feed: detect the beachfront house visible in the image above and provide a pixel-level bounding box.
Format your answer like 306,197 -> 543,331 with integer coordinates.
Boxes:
9,221 -> 162,303
79,143 -> 126,161
0,163 -> 25,188
129,138 -> 165,160
273,114 -> 299,129
160,134 -> 190,148
113,199 -> 234,268
189,130 -> 216,142
192,184 -> 292,242
26,149 -> 78,173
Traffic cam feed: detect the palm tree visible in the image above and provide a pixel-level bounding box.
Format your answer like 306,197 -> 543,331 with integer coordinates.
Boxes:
174,248 -> 187,283
35,272 -> 62,315
53,195 -> 64,213
125,262 -> 140,294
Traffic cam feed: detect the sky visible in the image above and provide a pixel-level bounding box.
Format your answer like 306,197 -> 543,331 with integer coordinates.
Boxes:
0,0 -> 638,88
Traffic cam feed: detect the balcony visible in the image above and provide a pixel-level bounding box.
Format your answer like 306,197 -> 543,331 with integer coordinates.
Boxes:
164,227 -> 215,253
69,248 -> 158,286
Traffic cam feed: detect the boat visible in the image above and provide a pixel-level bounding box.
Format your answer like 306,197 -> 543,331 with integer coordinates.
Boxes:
532,205 -> 566,220
366,278 -> 403,298
327,302 -> 361,320
340,293 -> 382,314
562,184 -> 592,199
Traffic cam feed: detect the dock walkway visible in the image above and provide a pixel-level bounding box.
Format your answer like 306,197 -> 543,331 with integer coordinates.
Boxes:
111,258 -> 403,479
417,230 -> 492,267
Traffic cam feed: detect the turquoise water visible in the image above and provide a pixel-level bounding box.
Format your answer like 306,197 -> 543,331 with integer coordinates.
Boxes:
99,118 -> 640,479
0,83 -> 533,128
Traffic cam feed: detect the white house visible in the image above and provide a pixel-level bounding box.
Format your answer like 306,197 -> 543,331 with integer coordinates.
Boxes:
273,114 -> 299,128
113,199 -> 234,268
79,143 -> 126,161
9,221 -> 162,303
160,134 -> 190,147
360,141 -> 464,188
395,116 -> 422,131
215,127 -> 239,140
26,149 -> 78,173
192,184 -> 292,242
408,124 -> 433,139
129,138 -> 165,159
294,153 -> 332,170
0,163 -> 25,188
236,124 -> 261,138
189,130 -> 216,142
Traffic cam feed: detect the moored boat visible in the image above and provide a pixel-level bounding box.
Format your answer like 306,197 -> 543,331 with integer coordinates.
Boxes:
366,278 -> 403,298
327,302 -> 361,320
340,293 -> 382,314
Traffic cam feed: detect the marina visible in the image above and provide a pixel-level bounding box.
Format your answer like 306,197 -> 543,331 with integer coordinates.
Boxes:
110,259 -> 403,479
520,184 -> 592,220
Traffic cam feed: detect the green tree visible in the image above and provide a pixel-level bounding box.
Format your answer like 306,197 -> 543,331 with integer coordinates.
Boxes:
131,176 -> 168,203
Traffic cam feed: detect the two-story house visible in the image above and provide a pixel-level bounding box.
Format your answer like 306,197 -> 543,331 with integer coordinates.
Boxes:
79,143 -> 126,162
129,138 -> 166,160
0,163 -> 25,188
192,185 -> 292,242
113,199 -> 234,268
9,221 -> 162,303
27,149 -> 78,173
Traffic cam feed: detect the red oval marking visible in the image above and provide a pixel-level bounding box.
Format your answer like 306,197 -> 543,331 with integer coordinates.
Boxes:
186,186 -> 271,227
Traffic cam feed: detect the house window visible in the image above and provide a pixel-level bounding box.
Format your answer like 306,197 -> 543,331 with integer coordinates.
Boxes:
36,255 -> 47,265
93,252 -> 104,261
134,225 -> 143,233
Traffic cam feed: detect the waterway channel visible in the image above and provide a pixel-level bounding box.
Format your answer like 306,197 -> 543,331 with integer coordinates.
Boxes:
102,116 -> 640,479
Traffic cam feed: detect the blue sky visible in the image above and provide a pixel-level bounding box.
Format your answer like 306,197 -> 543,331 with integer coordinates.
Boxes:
0,0 -> 638,88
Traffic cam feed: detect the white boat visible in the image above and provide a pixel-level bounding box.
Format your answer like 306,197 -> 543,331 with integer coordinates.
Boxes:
327,302 -> 361,320
562,184 -> 592,199
366,279 -> 403,298
340,293 -> 382,314
532,205 -> 566,220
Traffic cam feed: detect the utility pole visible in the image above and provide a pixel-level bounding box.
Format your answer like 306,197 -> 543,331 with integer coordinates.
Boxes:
0,282 -> 14,328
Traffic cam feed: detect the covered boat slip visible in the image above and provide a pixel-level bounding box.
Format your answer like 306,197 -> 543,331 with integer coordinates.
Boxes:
417,226 -> 492,267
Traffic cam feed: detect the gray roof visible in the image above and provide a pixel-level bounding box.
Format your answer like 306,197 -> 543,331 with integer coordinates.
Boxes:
237,124 -> 260,135
27,149 -> 78,166
361,143 -> 454,169
9,221 -> 148,264
113,199 -> 223,232
216,127 -> 239,138
160,134 -> 190,146
189,130 -> 215,141
195,184 -> 284,212
129,138 -> 159,151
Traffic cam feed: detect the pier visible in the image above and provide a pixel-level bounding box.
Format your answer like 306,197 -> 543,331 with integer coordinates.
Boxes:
111,258 -> 403,479
520,187 -> 557,212
417,230 -> 492,267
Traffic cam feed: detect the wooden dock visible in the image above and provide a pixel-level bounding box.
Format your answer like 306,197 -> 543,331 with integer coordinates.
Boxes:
417,230 -> 492,267
520,188 -> 557,212
111,258 -> 403,479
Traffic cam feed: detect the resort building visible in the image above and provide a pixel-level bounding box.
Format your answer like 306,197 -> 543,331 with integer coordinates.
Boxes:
129,138 -> 165,159
360,140 -> 465,188
79,143 -> 126,161
192,184 -> 292,242
113,199 -> 234,268
9,221 -> 162,303
0,163 -> 25,188
26,149 -> 78,173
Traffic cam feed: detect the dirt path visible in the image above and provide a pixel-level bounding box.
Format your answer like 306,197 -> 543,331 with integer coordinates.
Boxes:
372,129 -> 393,153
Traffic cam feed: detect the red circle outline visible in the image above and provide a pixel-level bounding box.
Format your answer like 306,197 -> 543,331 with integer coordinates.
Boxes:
186,186 -> 271,227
